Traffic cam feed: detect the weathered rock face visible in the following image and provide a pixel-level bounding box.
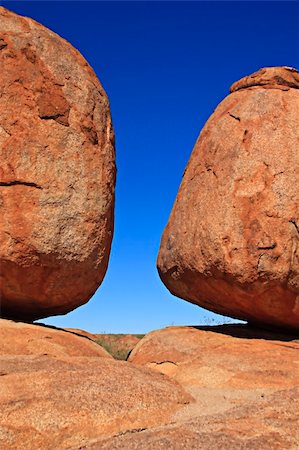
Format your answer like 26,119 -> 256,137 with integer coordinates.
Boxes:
1,322 -> 298,449
124,325 -> 299,450
158,66 -> 299,331
129,325 -> 299,390
0,8 -> 116,320
0,320 -> 191,449
0,319 -> 112,359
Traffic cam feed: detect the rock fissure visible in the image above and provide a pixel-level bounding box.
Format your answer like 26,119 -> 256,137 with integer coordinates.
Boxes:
116,427 -> 148,437
0,125 -> 11,136
228,113 -> 241,122
0,39 -> 7,50
206,168 -> 218,178
272,342 -> 299,351
257,243 -> 277,250
39,113 -> 69,125
0,180 -> 42,189
289,220 -> 299,236
150,361 -> 178,366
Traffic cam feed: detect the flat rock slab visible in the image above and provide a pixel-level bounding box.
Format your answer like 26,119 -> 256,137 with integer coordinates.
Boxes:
122,325 -> 299,449
0,320 -> 191,450
85,387 -> 299,450
129,325 -> 299,392
1,322 -> 298,448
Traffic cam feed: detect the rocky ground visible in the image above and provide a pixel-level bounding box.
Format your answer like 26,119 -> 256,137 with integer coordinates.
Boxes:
0,319 -> 298,449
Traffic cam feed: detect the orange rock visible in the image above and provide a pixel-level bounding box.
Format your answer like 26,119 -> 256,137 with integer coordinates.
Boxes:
65,327 -> 98,341
0,7 -> 116,321
158,66 -> 299,331
83,386 -> 299,450
129,325 -> 299,391
0,320 -> 191,450
123,325 -> 299,449
1,322 -> 298,449
0,319 -> 111,358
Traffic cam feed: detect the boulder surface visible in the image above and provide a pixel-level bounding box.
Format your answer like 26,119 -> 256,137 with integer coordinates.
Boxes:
1,321 -> 298,449
0,320 -> 191,450
124,325 -> 299,449
158,66 -> 299,331
0,7 -> 116,321
0,319 -> 112,359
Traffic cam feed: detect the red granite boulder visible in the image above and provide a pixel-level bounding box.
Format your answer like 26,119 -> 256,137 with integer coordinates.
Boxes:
0,7 -> 116,321
158,67 -> 299,331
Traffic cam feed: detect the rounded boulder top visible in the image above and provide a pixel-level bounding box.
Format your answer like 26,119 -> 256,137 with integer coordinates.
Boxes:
157,66 -> 299,332
0,7 -> 116,321
230,66 -> 299,92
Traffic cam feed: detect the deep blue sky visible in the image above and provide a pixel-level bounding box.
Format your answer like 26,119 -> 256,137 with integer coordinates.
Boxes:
3,1 -> 299,332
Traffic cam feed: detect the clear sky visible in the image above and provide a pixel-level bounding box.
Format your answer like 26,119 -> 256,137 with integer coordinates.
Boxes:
3,1 -> 299,333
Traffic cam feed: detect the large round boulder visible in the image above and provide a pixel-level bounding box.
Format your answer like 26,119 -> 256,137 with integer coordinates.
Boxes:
157,67 -> 299,331
0,7 -> 116,321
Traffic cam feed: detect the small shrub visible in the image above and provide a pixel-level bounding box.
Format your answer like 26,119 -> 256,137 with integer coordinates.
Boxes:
95,334 -> 144,360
